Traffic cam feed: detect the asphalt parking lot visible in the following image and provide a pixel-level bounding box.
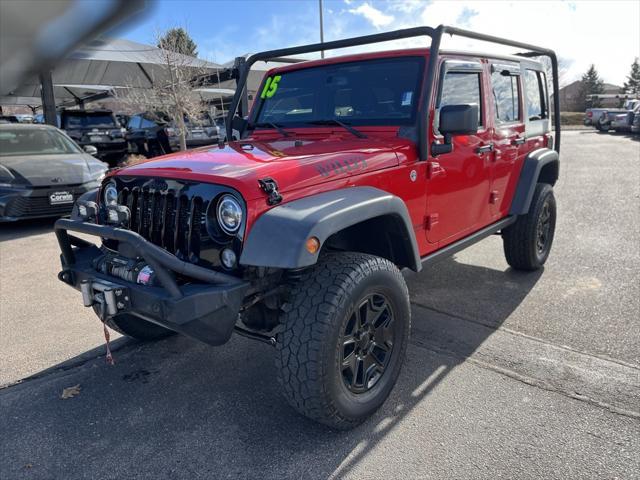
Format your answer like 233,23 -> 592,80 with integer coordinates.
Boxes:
1,130 -> 639,479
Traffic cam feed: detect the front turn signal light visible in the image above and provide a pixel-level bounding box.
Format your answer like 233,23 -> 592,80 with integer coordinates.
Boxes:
305,237 -> 321,254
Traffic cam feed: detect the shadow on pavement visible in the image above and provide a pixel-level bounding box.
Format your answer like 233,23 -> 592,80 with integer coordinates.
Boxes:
0,217 -> 58,242
0,256 -> 542,479
578,129 -> 640,142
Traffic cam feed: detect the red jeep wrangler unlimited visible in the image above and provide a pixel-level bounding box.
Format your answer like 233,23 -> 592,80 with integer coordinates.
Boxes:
55,26 -> 560,429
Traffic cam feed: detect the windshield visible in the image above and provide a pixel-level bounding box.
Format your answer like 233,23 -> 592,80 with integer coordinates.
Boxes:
63,113 -> 116,129
0,128 -> 82,156
253,56 -> 425,127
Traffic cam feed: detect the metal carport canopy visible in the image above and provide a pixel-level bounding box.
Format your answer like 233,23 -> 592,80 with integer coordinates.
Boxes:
9,38 -> 222,95
6,37 -> 223,122
0,84 -> 118,108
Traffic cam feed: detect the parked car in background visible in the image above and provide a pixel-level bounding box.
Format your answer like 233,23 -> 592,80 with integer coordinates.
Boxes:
0,124 -> 107,221
125,113 -> 179,158
584,108 -> 606,127
0,115 -> 20,123
60,109 -> 127,166
632,109 -> 640,133
181,113 -> 220,148
214,117 -> 239,143
587,99 -> 639,131
605,104 -> 640,132
15,114 -> 35,123
115,114 -> 130,129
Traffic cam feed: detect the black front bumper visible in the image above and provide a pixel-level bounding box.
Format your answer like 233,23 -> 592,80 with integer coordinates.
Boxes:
55,218 -> 250,346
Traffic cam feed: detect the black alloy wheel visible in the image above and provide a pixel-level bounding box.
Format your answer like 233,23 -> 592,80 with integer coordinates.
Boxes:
536,198 -> 553,257
341,293 -> 395,394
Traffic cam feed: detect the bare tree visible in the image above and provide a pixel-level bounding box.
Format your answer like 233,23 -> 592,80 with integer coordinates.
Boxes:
118,28 -> 208,151
540,55 -> 571,90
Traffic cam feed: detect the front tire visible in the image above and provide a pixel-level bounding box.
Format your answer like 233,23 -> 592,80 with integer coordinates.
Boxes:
276,252 -> 411,430
503,182 -> 556,271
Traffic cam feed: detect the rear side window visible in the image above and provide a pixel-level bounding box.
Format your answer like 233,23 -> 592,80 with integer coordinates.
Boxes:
140,117 -> 157,128
127,115 -> 141,129
439,72 -> 483,126
524,70 -> 548,121
491,71 -> 520,124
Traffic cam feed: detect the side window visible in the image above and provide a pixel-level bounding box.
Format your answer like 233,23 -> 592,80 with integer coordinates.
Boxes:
524,69 -> 548,121
127,115 -> 141,129
140,117 -> 157,128
491,71 -> 520,124
439,71 -> 483,126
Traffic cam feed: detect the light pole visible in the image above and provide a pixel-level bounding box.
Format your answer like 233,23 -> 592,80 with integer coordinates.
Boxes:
319,0 -> 325,58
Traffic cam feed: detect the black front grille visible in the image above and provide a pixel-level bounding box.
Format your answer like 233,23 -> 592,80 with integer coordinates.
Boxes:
119,186 -> 204,262
107,176 -> 245,269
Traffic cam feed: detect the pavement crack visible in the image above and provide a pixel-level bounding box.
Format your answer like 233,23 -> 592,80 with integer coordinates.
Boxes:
410,300 -> 640,371
409,336 -> 640,421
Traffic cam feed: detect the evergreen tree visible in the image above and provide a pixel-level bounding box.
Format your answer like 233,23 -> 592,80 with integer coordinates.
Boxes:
621,58 -> 640,97
157,27 -> 198,57
576,65 -> 605,111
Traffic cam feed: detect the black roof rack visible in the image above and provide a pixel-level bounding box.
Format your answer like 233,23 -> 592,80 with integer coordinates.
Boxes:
225,24 -> 560,159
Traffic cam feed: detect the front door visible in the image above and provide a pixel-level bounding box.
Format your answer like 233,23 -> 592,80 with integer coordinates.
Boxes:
425,62 -> 493,245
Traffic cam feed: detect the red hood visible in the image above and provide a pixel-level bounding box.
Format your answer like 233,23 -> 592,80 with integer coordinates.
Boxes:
113,132 -> 403,201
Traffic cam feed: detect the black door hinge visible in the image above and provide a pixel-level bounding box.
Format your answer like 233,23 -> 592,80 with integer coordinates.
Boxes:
258,178 -> 283,205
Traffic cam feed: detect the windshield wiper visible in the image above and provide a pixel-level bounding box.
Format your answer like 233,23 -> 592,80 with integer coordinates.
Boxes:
307,119 -> 367,139
252,122 -> 291,137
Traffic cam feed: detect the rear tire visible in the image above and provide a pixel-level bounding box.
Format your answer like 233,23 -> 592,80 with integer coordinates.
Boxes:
503,183 -> 556,271
103,313 -> 174,341
276,252 -> 410,430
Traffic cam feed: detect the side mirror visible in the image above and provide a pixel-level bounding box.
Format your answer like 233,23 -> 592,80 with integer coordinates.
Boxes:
84,145 -> 98,156
432,104 -> 479,156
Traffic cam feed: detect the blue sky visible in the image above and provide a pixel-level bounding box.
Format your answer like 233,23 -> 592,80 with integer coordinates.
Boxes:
120,0 -> 640,85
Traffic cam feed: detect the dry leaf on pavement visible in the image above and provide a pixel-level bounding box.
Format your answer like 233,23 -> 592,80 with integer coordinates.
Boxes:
60,384 -> 81,399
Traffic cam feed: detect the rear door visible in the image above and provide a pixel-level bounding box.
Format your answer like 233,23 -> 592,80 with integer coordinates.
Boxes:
425,59 -> 493,245
489,62 -> 525,218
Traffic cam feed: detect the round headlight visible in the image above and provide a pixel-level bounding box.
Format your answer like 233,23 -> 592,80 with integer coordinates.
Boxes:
217,194 -> 242,235
103,182 -> 118,206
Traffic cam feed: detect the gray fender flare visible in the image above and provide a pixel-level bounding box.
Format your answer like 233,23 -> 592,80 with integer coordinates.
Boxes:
510,148 -> 559,215
239,187 -> 421,271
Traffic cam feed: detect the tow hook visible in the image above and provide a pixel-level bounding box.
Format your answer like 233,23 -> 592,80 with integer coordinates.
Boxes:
258,177 -> 283,205
80,279 -> 131,365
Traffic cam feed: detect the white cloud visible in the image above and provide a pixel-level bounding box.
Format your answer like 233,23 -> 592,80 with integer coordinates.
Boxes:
348,3 -> 394,29
202,0 -> 639,87
334,0 -> 640,86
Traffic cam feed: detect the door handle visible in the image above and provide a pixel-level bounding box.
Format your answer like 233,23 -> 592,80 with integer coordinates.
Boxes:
476,143 -> 494,154
512,137 -> 526,146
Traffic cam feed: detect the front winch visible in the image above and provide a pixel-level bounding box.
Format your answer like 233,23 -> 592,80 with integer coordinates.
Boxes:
93,253 -> 159,286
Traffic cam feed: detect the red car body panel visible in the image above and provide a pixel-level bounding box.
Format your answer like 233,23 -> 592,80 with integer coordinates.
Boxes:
110,47 -> 549,260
